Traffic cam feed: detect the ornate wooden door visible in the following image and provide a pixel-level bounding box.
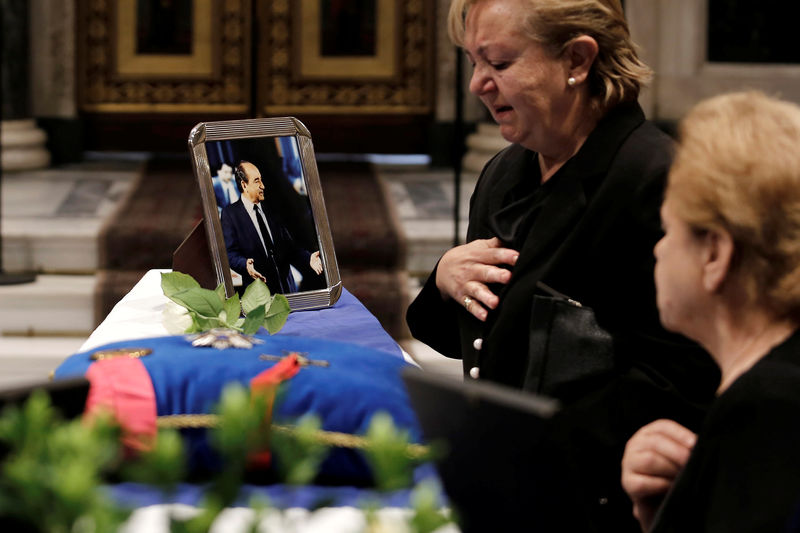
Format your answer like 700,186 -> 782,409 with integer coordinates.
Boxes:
76,0 -> 435,153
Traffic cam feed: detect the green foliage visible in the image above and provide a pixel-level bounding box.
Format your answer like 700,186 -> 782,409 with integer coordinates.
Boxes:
122,429 -> 186,492
240,304 -> 266,336
239,279 -> 268,316
409,481 -> 453,533
169,383 -> 274,533
363,411 -> 419,491
223,293 -> 242,329
0,385 -> 455,532
161,271 -> 290,336
211,385 -> 271,468
361,412 -> 452,532
263,293 -> 291,335
0,391 -> 129,532
161,271 -> 201,295
271,415 -> 330,486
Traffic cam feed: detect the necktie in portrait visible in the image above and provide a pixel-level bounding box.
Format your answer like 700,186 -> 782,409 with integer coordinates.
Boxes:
253,204 -> 290,293
253,204 -> 274,253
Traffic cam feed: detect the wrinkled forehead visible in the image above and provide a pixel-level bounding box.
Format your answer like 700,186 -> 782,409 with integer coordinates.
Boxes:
466,0 -> 524,27
464,0 -> 528,46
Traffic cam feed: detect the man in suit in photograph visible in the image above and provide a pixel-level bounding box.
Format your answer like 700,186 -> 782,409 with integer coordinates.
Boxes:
212,163 -> 239,214
220,161 -> 323,294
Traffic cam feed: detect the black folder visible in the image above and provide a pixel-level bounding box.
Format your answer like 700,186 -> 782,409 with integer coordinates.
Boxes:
403,368 -> 593,532
0,377 -> 89,420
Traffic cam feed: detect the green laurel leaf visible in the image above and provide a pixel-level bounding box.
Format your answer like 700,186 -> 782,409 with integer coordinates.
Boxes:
162,273 -> 290,336
161,271 -> 201,298
223,293 -> 242,327
264,294 -> 290,335
191,313 -> 218,332
215,283 -> 227,301
241,305 -> 266,335
169,287 -> 224,318
241,280 -> 270,316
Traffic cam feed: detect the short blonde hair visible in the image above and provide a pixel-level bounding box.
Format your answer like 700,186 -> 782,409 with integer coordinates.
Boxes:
667,91 -> 800,320
448,0 -> 652,112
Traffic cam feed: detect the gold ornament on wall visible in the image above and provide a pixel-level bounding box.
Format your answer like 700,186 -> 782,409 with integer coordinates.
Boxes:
79,0 -> 250,113
259,0 -> 433,115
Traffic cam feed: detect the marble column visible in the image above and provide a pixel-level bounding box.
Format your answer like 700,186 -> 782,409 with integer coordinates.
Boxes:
463,122 -> 510,173
1,0 -> 51,171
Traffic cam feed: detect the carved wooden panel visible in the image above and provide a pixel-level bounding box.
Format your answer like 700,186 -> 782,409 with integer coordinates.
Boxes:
257,0 -> 434,115
78,0 -> 250,113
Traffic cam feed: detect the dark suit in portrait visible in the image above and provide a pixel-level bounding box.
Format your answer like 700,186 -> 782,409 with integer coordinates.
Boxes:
221,198 -> 312,294
222,160 -> 324,295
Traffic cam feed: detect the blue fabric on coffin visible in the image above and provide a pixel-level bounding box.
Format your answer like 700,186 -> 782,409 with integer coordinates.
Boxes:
270,287 -> 403,359
54,334 -> 418,483
108,464 -> 444,510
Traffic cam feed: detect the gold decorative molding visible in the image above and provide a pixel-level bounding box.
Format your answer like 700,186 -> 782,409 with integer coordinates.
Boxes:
116,0 -> 215,77
260,0 -> 433,115
79,0 -> 250,113
297,0 -> 397,80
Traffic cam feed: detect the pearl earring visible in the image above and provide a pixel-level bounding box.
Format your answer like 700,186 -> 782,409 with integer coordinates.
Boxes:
567,76 -> 577,87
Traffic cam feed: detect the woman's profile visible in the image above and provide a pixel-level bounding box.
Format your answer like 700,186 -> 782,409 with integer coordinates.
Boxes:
622,91 -> 800,532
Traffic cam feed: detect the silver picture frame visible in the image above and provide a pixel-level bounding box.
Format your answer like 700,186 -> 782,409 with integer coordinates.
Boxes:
188,117 -> 341,311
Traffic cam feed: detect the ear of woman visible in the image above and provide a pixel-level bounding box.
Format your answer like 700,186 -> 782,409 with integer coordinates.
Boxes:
564,35 -> 599,85
702,229 -> 735,294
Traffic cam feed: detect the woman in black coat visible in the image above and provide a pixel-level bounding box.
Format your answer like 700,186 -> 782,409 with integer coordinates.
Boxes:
622,92 -> 800,532
407,0 -> 719,530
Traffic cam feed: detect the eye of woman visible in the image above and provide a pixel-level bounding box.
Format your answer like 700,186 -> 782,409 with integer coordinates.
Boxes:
490,61 -> 510,70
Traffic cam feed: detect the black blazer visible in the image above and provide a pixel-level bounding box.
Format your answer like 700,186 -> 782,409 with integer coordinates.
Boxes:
407,102 -> 720,532
220,199 -> 311,294
652,329 -> 800,533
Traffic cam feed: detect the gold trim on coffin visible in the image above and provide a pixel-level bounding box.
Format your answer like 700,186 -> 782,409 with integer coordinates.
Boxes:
156,415 -> 430,459
91,347 -> 153,360
260,0 -> 432,115
79,0 -> 249,113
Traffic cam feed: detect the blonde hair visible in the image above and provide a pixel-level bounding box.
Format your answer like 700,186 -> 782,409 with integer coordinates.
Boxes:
667,91 -> 800,319
447,0 -> 652,112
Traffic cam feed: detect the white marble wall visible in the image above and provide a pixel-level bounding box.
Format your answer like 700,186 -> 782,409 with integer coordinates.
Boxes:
29,0 -> 76,118
627,0 -> 800,120
1,0 -> 50,170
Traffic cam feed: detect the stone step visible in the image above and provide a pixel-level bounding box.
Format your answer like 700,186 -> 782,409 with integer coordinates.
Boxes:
0,274 -> 96,336
400,277 -> 464,379
1,159 -> 141,273
379,168 -> 476,276
0,336 -> 85,387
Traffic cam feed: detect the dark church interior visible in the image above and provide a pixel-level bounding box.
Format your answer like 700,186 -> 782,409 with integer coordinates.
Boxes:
2,1 -> 800,531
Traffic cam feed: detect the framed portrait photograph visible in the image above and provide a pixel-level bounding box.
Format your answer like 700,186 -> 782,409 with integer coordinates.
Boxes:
187,117 -> 341,311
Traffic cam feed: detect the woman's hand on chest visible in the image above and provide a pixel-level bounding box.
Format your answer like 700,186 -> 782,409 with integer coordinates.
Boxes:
435,237 -> 519,322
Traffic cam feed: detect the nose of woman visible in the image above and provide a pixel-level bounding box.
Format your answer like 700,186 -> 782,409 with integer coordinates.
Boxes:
469,64 -> 497,96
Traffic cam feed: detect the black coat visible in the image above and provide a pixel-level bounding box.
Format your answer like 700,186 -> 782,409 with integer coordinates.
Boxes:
407,102 -> 720,532
651,329 -> 800,533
